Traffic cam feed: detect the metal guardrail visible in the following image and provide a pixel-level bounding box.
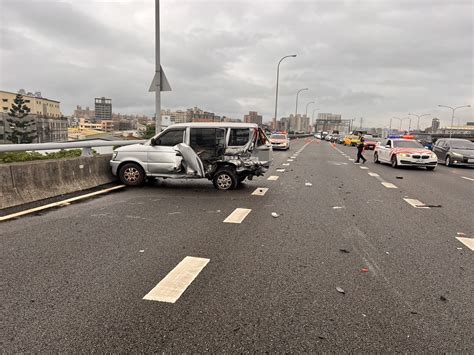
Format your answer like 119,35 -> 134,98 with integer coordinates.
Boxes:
0,140 -> 146,157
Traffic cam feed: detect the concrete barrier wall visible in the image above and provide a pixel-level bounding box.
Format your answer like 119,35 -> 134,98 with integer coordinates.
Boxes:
0,155 -> 117,210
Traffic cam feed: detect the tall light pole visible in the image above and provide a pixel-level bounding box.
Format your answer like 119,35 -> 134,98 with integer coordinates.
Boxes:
312,107 -> 319,132
150,0 -> 171,134
273,54 -> 297,129
390,117 -> 400,135
305,101 -> 315,117
292,88 -> 308,134
408,113 -> 430,131
438,104 -> 471,138
154,0 -> 161,133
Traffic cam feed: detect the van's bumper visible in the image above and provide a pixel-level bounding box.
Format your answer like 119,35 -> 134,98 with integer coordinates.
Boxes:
110,160 -> 120,176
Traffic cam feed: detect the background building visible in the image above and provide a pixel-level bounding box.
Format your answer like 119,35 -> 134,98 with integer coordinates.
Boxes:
1,89 -> 67,143
94,97 -> 112,121
431,118 -> 440,133
244,111 -> 262,125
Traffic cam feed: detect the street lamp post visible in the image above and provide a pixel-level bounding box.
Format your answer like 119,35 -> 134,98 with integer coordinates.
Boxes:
438,104 -> 471,138
292,88 -> 308,134
273,54 -> 297,130
305,101 -> 315,133
305,101 -> 315,117
390,117 -> 401,136
408,113 -> 430,131
312,107 -> 319,132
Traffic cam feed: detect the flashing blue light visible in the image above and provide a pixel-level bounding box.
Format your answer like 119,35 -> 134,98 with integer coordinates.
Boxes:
388,135 -> 402,139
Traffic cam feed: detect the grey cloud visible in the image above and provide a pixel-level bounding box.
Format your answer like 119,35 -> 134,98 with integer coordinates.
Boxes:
0,0 -> 472,126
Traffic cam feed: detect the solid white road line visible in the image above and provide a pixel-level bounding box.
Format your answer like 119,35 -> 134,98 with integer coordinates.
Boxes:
267,175 -> 279,181
143,256 -> 210,303
456,237 -> 474,251
403,198 -> 430,209
381,182 -> 397,189
0,185 -> 126,222
360,166 -> 369,170
461,176 -> 474,181
276,168 -> 285,172
251,187 -> 269,196
223,208 -> 252,223
368,172 -> 380,177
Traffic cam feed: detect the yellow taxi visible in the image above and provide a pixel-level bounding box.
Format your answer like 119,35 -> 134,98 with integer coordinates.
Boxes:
343,134 -> 361,146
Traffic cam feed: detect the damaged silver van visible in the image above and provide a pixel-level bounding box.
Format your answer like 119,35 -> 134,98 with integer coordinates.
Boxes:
110,123 -> 273,190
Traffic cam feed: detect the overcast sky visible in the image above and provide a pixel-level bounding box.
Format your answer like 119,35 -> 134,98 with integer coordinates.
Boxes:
0,0 -> 472,128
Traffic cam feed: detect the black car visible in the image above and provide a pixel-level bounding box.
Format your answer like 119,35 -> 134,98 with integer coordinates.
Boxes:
432,138 -> 474,167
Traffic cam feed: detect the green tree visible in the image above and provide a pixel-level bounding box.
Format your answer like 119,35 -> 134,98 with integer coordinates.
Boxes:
141,124 -> 156,139
7,93 -> 37,144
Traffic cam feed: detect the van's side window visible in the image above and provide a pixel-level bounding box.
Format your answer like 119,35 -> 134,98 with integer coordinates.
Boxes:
229,128 -> 250,146
157,130 -> 184,146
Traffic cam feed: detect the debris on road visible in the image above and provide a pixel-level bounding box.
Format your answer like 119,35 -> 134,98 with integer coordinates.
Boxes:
440,295 -> 448,302
457,232 -> 466,236
139,250 -> 145,253
385,252 -> 390,255
416,204 -> 442,208
336,287 -> 345,294
271,212 -> 279,218
396,176 -> 404,179
361,267 -> 369,272
305,182 -> 313,187
339,249 -> 350,253
332,206 -> 343,209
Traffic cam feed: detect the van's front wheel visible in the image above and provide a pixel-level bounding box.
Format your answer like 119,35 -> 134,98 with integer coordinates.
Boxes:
213,167 -> 238,190
119,163 -> 145,186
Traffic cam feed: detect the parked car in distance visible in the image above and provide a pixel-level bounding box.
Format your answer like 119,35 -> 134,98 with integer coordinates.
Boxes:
374,137 -> 437,170
269,132 -> 290,150
314,133 -> 322,139
110,123 -> 273,190
432,138 -> 474,167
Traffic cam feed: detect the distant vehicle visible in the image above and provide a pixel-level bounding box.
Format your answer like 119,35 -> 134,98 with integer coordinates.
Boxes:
413,134 -> 434,150
362,134 -> 377,150
374,137 -> 437,170
432,138 -> 474,167
269,132 -> 290,150
336,135 -> 345,144
314,133 -> 322,139
325,134 -> 332,141
111,122 -> 273,190
321,131 -> 329,139
343,134 -> 360,146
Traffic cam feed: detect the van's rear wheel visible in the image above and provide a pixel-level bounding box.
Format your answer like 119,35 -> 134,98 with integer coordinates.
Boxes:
119,163 -> 145,186
213,167 -> 238,190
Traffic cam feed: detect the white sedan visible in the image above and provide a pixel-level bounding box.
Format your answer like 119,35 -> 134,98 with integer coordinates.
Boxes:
374,138 -> 437,170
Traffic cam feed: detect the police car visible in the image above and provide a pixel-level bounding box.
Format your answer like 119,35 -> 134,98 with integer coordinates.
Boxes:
373,136 -> 438,170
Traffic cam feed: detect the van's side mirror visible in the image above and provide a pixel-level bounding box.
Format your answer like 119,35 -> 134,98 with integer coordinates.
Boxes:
150,138 -> 156,145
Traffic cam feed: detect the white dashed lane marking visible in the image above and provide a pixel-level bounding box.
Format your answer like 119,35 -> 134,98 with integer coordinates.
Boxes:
381,182 -> 397,189
143,256 -> 210,303
456,237 -> 474,251
461,176 -> 474,181
251,187 -> 269,196
287,159 -> 294,162
360,166 -> 369,170
223,208 -> 252,223
403,198 -> 430,209
282,163 -> 290,166
267,175 -> 279,181
368,172 -> 380,177
276,168 -> 285,172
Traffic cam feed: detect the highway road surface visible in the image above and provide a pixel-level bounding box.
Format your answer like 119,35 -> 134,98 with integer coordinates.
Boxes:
1,138 -> 473,352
